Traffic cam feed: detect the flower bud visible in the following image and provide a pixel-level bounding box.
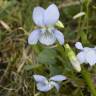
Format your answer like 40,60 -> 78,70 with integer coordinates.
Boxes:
55,20 -> 64,28
73,12 -> 85,19
65,44 -> 81,72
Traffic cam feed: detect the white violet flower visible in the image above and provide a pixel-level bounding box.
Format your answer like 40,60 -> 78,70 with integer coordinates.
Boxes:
33,75 -> 67,92
75,42 -> 96,66
28,4 -> 64,46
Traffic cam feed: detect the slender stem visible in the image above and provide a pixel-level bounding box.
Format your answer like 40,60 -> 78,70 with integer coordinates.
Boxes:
81,66 -> 96,96
86,0 -> 90,34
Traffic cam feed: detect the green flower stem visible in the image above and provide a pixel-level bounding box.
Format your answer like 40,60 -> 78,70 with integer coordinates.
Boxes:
81,66 -> 96,96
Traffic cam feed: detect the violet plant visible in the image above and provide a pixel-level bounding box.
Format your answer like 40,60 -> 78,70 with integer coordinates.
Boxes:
1,0 -> 96,96
28,3 -> 96,96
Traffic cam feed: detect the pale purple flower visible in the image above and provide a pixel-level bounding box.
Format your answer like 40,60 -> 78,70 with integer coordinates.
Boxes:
28,4 -> 64,45
75,42 -> 96,66
33,75 -> 67,92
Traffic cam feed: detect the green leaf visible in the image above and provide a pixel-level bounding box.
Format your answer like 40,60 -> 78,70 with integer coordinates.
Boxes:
37,48 -> 57,65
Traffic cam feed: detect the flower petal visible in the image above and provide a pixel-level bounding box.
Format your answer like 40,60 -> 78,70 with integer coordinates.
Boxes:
50,81 -> 60,91
84,48 -> 96,66
44,4 -> 59,26
77,52 -> 86,64
94,47 -> 96,51
36,82 -> 52,92
33,7 -> 45,26
39,32 -> 56,45
54,29 -> 64,45
75,42 -> 83,50
50,75 -> 67,82
28,29 -> 40,44
33,75 -> 48,83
